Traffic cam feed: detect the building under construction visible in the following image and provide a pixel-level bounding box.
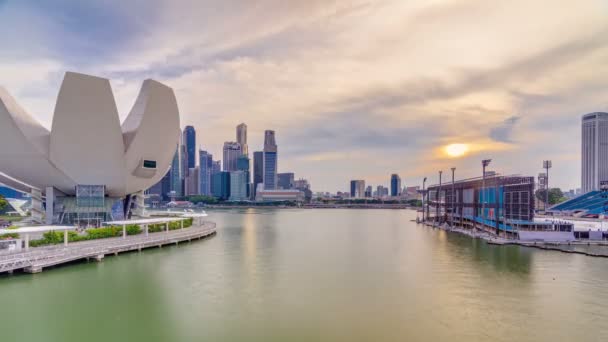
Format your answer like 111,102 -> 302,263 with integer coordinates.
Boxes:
424,174 -> 573,241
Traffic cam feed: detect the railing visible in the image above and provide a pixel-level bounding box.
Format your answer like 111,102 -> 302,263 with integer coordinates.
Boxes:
0,222 -> 216,273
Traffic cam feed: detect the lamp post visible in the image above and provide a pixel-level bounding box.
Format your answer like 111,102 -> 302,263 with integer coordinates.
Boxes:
481,159 -> 492,231
543,160 -> 552,211
437,171 -> 443,224
422,177 -> 427,222
451,167 -> 456,228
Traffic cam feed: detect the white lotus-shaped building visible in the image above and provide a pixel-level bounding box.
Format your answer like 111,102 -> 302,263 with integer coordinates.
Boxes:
0,72 -> 181,223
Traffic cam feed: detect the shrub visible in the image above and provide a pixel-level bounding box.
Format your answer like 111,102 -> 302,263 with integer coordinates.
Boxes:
0,232 -> 19,240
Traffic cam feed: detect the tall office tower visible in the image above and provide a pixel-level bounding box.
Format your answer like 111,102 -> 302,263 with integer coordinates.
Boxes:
253,151 -> 264,199
390,174 -> 402,197
237,155 -> 250,198
169,147 -> 183,197
185,167 -> 199,196
183,126 -> 196,169
212,160 -> 221,174
229,171 -> 248,201
278,173 -> 295,189
144,170 -> 171,204
376,185 -> 385,198
365,186 -> 372,198
236,123 -> 248,157
582,112 -> 608,193
350,180 -> 365,198
211,171 -> 231,200
199,150 -> 213,196
293,178 -> 310,190
263,130 -> 278,190
223,142 -> 242,172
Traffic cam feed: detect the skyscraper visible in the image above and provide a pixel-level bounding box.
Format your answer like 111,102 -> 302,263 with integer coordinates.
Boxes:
223,142 -> 242,172
183,126 -> 196,169
263,130 -> 278,190
278,172 -> 295,189
229,171 -> 248,201
582,112 -> 608,193
212,160 -> 221,174
253,151 -> 263,199
185,167 -> 199,196
236,123 -> 248,157
169,147 -> 182,197
199,150 -> 213,196
237,155 -> 250,198
391,174 -> 402,197
350,180 -> 365,198
211,171 -> 231,200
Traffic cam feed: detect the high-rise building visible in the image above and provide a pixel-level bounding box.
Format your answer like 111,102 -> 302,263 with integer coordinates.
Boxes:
169,147 -> 182,197
263,130 -> 278,190
223,142 -> 242,172
236,123 -> 248,157
278,172 -> 295,189
376,185 -> 388,198
185,167 -> 199,196
237,155 -> 250,198
293,178 -> 312,203
391,174 -> 402,197
147,171 -> 171,201
212,160 -> 221,174
211,171 -> 231,200
582,112 -> 608,193
199,150 -> 213,196
365,185 -> 372,198
229,171 -> 248,201
253,151 -> 264,199
183,126 -> 196,169
350,180 -> 365,198
293,178 -> 310,190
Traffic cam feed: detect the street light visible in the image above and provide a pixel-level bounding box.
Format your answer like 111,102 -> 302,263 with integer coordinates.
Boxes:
481,159 -> 492,231
437,171 -> 443,224
422,177 -> 427,222
451,167 -> 456,228
543,160 -> 552,211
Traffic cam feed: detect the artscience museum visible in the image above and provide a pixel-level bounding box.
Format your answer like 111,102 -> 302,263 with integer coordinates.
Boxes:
0,72 -> 181,225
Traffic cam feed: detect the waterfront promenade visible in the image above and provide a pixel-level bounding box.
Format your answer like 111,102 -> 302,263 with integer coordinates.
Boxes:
0,222 -> 216,274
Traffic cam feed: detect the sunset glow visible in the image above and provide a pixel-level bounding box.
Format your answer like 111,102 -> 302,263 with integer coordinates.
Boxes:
445,144 -> 469,158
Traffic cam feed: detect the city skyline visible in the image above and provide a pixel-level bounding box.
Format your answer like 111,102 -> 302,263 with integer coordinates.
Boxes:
1,1 -> 607,192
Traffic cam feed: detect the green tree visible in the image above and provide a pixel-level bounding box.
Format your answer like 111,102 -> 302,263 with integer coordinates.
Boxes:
535,188 -> 567,205
187,195 -> 219,204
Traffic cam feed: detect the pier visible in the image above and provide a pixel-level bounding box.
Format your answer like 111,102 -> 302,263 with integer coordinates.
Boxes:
420,220 -> 608,258
0,222 -> 216,274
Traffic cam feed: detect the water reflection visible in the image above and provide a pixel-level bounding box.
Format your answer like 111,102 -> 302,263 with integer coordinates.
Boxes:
1,209 -> 608,341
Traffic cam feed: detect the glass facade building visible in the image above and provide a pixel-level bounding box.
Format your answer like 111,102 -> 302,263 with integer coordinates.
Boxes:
183,126 -> 196,169
199,150 -> 213,196
263,152 -> 277,190
229,171 -> 248,201
170,147 -> 182,197
391,174 -> 401,197
211,171 -> 231,200
253,151 -> 263,199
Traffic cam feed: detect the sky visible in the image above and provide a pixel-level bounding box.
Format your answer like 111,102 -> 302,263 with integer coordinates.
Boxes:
1,0 -> 607,193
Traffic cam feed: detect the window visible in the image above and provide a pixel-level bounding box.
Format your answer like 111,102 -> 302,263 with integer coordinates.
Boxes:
143,160 -> 157,169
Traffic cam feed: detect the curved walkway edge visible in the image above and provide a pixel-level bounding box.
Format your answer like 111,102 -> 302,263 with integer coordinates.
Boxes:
0,222 -> 217,274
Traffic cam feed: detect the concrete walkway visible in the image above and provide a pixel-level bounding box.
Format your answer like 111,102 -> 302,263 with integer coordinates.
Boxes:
0,222 -> 216,274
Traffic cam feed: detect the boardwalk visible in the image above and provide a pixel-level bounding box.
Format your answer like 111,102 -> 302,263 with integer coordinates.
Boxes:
0,222 -> 216,274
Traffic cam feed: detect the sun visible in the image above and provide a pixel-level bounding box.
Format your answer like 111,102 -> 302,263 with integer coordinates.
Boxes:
445,143 -> 469,157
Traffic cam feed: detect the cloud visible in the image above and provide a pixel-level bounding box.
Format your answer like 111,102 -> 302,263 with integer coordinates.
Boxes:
490,116 -> 520,143
1,0 -> 607,191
